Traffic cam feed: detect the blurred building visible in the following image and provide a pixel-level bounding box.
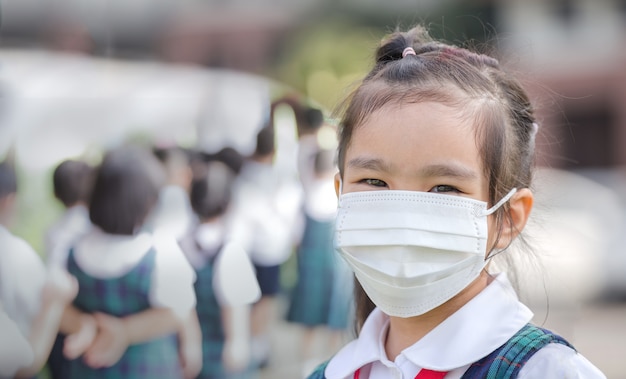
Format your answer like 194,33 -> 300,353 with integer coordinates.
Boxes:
0,0 -> 313,73
4,0 -> 624,171
497,0 -> 626,169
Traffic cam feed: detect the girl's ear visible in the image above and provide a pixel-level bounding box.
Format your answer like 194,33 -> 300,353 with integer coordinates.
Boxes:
496,188 -> 534,249
334,173 -> 341,198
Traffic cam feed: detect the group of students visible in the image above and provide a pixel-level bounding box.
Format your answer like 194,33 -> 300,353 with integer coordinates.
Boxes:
1,22 -> 610,379
0,94 -> 351,378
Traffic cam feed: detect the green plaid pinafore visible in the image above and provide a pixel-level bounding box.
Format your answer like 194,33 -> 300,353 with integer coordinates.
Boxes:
66,248 -> 181,379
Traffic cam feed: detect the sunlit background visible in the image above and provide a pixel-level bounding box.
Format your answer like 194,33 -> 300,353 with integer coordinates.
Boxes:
1,0 -> 625,377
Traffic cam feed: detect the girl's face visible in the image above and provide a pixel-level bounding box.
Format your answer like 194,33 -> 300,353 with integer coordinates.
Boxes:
339,101 -> 498,253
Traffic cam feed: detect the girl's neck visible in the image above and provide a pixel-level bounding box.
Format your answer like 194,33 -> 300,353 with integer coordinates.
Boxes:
384,271 -> 491,360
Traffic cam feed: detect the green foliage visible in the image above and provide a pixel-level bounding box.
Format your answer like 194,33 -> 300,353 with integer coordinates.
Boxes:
270,19 -> 385,110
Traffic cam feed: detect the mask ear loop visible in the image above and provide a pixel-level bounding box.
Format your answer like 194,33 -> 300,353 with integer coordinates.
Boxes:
481,188 -> 517,216
481,188 -> 518,261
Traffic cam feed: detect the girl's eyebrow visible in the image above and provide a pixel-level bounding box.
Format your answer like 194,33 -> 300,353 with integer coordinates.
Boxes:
346,157 -> 392,172
419,163 -> 478,180
347,157 -> 478,180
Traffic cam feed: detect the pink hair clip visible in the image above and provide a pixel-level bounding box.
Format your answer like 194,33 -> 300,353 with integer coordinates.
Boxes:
402,47 -> 416,58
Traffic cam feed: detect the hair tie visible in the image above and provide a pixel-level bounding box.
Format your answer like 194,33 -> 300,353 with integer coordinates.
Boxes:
402,47 -> 416,58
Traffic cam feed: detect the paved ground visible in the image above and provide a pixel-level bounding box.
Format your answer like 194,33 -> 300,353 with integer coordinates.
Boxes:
557,301 -> 626,379
258,298 -> 626,379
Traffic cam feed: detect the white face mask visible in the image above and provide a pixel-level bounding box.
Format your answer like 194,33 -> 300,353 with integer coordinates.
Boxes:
335,188 -> 517,318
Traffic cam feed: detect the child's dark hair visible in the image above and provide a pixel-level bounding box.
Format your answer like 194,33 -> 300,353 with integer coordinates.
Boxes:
197,147 -> 245,175
254,125 -> 275,158
53,159 -> 93,207
152,146 -> 192,171
303,107 -> 324,134
89,145 -> 165,235
190,161 -> 235,221
335,25 -> 537,331
0,160 -> 17,198
314,148 -> 336,176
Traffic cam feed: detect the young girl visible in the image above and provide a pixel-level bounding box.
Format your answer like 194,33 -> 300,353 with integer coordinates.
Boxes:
228,125 -> 302,367
308,25 -> 606,379
179,160 -> 260,378
0,159 -> 79,378
45,158 -> 94,270
61,145 -> 196,378
287,147 -> 353,374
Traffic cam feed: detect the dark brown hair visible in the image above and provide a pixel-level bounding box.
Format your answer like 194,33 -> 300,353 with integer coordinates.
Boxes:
89,145 -> 165,235
0,160 -> 16,198
335,26 -> 537,332
53,159 -> 94,207
190,161 -> 236,221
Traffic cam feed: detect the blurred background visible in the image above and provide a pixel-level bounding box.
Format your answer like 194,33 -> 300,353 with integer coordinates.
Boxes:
1,0 -> 625,377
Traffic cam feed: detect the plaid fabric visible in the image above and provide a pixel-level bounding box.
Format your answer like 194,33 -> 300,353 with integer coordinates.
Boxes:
460,323 -> 575,378
194,258 -> 225,378
194,254 -> 256,379
287,215 -> 341,326
65,248 -> 181,379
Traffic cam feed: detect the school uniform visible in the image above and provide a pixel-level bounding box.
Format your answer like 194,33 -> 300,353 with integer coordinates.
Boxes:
287,178 -> 352,330
64,228 -> 196,379
44,205 -> 92,379
0,225 -> 46,340
145,185 -> 195,241
44,205 -> 92,378
313,273 -> 605,379
0,301 -> 35,378
179,222 -> 260,379
228,160 -> 303,296
44,204 -> 91,269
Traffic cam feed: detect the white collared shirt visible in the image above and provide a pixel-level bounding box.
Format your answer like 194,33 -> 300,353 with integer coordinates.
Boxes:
0,301 -> 34,378
0,225 -> 46,338
227,160 -> 303,266
325,274 -> 606,379
44,204 -> 91,269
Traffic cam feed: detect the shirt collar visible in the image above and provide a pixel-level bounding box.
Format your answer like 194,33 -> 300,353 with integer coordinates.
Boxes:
325,273 -> 533,378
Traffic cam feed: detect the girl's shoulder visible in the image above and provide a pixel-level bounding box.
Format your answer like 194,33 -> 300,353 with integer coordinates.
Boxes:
462,323 -> 571,378
519,342 -> 607,379
464,323 -> 606,379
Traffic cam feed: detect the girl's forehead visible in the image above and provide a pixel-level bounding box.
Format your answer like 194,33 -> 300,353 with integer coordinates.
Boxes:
350,102 -> 479,152
356,100 -> 473,132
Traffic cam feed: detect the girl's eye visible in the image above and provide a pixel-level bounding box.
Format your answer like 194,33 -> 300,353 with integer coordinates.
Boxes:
430,185 -> 460,193
361,178 -> 387,187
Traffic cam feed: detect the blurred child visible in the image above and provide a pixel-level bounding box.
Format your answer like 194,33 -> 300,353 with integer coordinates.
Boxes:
295,106 -> 325,191
0,159 -> 78,378
148,146 -> 195,241
287,148 -> 353,376
45,158 -> 93,379
149,145 -> 202,379
0,300 -> 33,377
45,158 -> 93,269
179,160 -> 260,378
60,145 -> 196,378
228,125 -> 303,367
